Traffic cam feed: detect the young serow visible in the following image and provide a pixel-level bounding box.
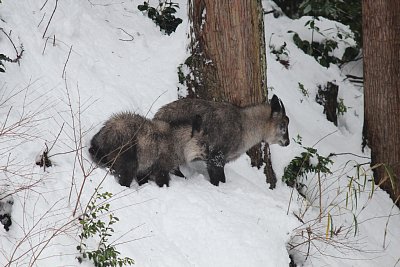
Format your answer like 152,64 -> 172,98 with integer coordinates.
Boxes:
89,112 -> 206,187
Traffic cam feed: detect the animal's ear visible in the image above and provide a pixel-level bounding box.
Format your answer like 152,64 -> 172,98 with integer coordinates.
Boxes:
271,95 -> 281,116
191,114 -> 202,137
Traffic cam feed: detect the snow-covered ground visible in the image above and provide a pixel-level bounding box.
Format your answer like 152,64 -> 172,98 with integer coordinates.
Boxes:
0,0 -> 399,266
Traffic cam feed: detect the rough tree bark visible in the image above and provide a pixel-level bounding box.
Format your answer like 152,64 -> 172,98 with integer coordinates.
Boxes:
186,0 -> 277,188
363,0 -> 400,205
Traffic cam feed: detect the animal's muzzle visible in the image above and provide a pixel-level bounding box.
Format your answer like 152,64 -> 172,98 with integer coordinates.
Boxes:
280,139 -> 290,147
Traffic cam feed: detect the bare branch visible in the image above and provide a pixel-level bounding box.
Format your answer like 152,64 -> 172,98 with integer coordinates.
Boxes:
0,28 -> 24,65
62,45 -> 73,79
42,0 -> 59,39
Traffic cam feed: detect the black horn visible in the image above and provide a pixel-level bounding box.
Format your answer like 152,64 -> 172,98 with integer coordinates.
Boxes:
279,98 -> 286,115
271,95 -> 281,115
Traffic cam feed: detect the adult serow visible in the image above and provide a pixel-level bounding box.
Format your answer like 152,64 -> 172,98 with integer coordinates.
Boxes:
154,95 -> 290,186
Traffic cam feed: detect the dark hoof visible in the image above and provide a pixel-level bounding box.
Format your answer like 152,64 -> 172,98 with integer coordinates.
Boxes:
210,178 -> 220,186
155,172 -> 170,187
137,175 -> 150,186
156,180 -> 169,187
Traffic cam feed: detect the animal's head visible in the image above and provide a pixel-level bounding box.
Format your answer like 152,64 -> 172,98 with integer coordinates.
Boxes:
268,95 -> 290,147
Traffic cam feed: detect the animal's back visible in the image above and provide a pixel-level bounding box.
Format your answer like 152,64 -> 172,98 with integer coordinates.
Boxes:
154,99 -> 243,160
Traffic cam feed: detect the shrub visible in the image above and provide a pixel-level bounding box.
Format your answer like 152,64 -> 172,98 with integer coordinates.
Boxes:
276,0 -> 361,68
0,53 -> 12,73
137,1 -> 183,35
269,41 -> 290,69
283,138 -> 333,188
292,31 -> 339,68
77,190 -> 134,267
274,0 -> 362,46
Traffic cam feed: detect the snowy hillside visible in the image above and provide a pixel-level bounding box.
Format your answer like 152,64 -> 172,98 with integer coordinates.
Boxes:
0,0 -> 399,266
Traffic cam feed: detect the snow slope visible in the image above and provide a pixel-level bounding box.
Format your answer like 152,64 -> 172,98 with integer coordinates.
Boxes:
0,0 -> 399,266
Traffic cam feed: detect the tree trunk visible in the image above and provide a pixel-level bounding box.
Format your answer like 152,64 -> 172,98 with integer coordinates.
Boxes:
363,0 -> 400,205
187,0 -> 277,188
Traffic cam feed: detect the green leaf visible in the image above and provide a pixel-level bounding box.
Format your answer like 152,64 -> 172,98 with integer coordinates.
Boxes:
353,213 -> 358,237
137,4 -> 148,11
163,7 -> 176,14
147,7 -> 157,18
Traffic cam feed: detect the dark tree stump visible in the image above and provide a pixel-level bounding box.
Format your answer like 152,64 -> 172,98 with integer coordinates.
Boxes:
316,82 -> 339,126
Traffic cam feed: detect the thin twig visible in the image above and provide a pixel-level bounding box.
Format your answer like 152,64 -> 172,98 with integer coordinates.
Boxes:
0,28 -> 17,56
318,171 -> 322,222
42,36 -> 50,55
0,28 -> 24,64
394,257 -> 400,267
42,0 -> 59,39
62,45 -> 73,79
263,9 -> 276,15
37,13 -> 46,28
40,0 -> 49,11
329,152 -> 370,160
48,122 -> 65,152
383,201 -> 398,248
287,185 -> 295,215
117,28 -> 134,41
312,130 -> 338,148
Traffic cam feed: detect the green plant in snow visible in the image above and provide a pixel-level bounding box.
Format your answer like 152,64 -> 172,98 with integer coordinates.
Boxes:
298,82 -> 309,98
292,32 -> 339,68
283,138 -> 333,187
77,190 -> 134,267
269,41 -> 290,69
284,0 -> 361,68
137,1 -> 183,35
337,98 -> 347,115
298,0 -> 362,46
0,53 -> 12,73
286,155 -> 380,261
274,0 -> 362,64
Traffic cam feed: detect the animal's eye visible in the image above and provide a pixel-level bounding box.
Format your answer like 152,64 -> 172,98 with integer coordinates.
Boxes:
280,123 -> 287,132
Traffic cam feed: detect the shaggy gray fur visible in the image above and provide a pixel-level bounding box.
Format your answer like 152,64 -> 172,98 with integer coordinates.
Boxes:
89,111 -> 206,187
154,95 -> 290,185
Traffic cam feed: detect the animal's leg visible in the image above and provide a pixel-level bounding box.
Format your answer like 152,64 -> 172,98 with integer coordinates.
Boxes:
112,145 -> 138,187
137,173 -> 150,185
116,164 -> 136,187
154,170 -> 170,187
207,149 -> 226,186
